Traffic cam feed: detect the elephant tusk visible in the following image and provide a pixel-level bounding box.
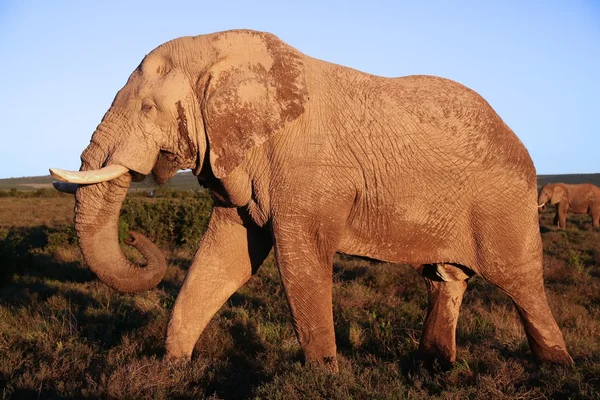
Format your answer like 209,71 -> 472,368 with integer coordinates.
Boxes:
49,164 -> 129,184
52,181 -> 79,194
538,203 -> 546,208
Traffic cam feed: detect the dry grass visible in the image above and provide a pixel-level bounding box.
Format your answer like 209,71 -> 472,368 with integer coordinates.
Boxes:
1,199 -> 599,399
0,197 -> 75,228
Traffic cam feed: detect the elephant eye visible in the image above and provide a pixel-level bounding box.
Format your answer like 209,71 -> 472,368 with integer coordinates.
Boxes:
141,101 -> 156,114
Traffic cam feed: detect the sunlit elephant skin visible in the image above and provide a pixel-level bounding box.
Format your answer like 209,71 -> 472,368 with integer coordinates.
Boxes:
538,183 -> 600,228
52,29 -> 572,371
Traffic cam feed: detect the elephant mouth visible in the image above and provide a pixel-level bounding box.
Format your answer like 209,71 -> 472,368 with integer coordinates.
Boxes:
130,171 -> 148,182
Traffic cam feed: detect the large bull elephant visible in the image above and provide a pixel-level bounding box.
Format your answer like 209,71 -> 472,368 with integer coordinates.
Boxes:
538,182 -> 600,228
51,29 -> 572,371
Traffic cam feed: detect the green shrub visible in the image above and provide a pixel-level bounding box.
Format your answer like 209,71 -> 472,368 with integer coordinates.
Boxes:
45,226 -> 78,253
0,228 -> 38,283
119,193 -> 212,248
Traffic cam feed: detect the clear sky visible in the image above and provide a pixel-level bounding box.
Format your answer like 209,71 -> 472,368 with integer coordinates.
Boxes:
0,0 -> 598,178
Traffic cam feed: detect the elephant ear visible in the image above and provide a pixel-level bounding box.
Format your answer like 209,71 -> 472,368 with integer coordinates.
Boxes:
550,186 -> 565,205
201,35 -> 308,179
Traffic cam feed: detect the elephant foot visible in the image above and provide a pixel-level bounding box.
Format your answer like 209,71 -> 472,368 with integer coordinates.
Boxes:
536,353 -> 574,367
530,343 -> 574,366
165,340 -> 192,362
166,353 -> 192,366
416,345 -> 455,371
305,354 -> 339,373
165,334 -> 194,363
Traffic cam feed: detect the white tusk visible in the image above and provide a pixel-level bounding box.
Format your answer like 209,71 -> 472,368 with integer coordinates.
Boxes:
538,203 -> 546,208
53,181 -> 79,194
49,164 -> 129,184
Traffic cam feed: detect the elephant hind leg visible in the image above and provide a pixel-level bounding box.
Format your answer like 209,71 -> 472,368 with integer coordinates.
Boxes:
591,212 -> 599,228
417,263 -> 472,369
482,260 -> 573,365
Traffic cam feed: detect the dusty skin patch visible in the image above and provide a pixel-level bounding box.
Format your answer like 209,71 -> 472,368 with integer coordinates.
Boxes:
176,101 -> 197,164
203,31 -> 308,178
210,31 -> 275,72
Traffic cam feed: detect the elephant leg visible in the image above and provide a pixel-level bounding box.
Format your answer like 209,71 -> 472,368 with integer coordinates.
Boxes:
592,211 -> 599,228
166,206 -> 272,360
557,203 -> 568,228
483,261 -> 572,365
417,264 -> 469,369
553,211 -> 560,227
272,222 -> 339,372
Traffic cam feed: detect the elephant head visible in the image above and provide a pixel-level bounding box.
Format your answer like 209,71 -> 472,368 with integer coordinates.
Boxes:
538,183 -> 567,210
50,30 -> 308,293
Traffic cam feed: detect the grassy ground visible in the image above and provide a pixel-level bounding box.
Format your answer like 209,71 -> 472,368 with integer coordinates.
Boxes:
1,195 -> 599,399
0,197 -> 75,228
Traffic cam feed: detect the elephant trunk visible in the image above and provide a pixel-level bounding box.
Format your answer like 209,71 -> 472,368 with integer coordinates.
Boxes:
74,137 -> 167,293
537,190 -> 548,212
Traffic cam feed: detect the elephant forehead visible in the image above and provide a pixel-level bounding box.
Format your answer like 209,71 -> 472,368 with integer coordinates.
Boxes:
155,71 -> 193,101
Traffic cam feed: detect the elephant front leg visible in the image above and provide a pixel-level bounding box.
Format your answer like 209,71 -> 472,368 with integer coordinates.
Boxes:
417,264 -> 469,369
556,203 -> 568,228
273,227 -> 339,372
166,206 -> 272,360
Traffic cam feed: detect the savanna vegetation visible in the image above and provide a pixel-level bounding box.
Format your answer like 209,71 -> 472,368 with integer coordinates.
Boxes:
0,182 -> 599,399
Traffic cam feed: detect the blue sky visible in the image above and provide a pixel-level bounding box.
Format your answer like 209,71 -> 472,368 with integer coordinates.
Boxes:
0,0 -> 598,178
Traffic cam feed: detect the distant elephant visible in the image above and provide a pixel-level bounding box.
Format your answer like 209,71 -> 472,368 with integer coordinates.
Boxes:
50,29 -> 572,371
538,183 -> 600,228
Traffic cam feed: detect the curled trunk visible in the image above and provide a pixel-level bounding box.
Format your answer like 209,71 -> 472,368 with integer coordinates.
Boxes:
75,141 -> 167,293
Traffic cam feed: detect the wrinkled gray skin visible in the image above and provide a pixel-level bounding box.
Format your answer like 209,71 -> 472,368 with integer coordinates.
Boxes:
538,183 -> 600,228
64,30 -> 572,371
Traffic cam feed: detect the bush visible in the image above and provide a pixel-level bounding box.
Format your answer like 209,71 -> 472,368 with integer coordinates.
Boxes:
45,226 -> 78,253
119,193 -> 212,248
127,188 -> 205,199
0,227 -> 48,283
0,188 -> 70,198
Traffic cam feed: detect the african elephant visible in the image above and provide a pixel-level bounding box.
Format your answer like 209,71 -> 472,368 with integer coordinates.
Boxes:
538,183 -> 600,228
50,29 -> 572,371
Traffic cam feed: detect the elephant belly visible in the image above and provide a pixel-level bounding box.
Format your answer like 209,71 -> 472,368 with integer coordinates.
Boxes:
338,211 -> 474,266
569,203 -> 590,214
